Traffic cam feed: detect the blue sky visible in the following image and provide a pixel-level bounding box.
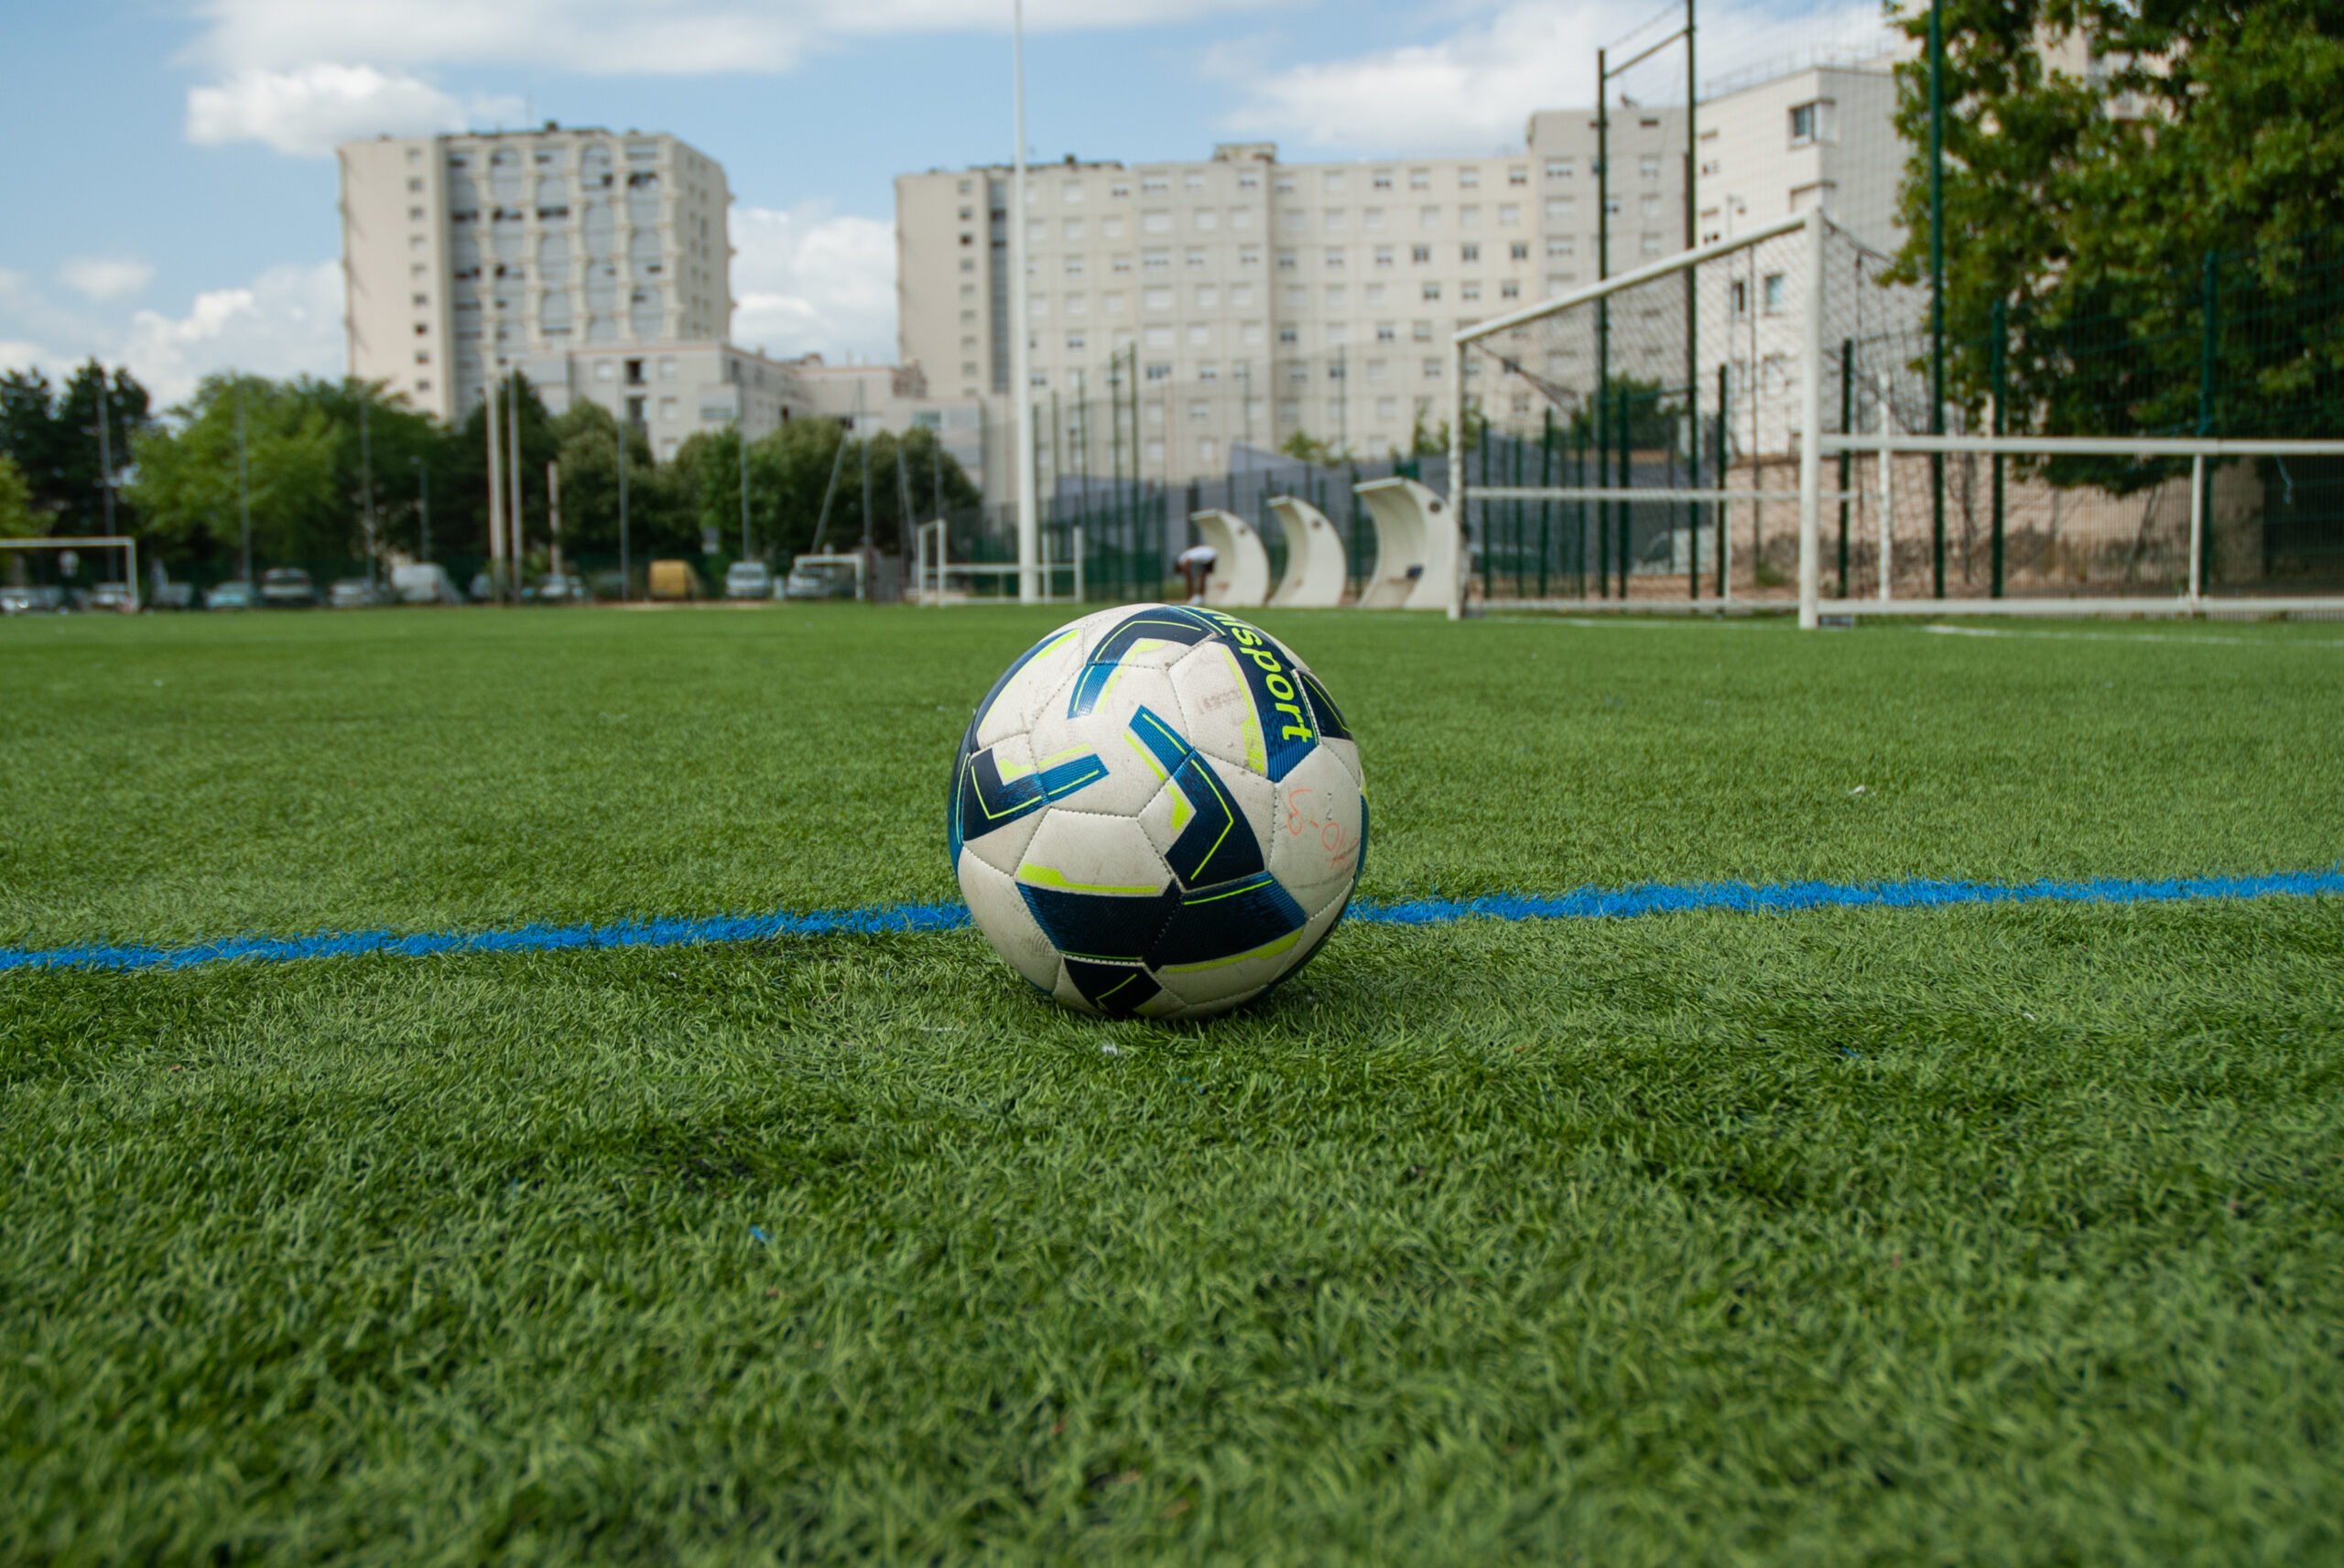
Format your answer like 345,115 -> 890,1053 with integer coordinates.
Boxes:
0,0 -> 1891,406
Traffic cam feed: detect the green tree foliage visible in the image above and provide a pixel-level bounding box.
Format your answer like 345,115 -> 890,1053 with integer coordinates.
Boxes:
1885,2 -> 2344,482
0,453 -> 36,539
125,375 -> 342,567
687,419 -> 982,565
545,399 -> 683,558
0,362 -> 151,533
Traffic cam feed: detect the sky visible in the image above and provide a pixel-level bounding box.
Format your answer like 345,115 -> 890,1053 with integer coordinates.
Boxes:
0,0 -> 1894,409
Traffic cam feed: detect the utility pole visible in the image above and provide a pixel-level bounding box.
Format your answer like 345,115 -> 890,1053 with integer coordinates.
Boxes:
1928,0 -> 1947,598
236,384 -> 253,583
617,415 -> 631,603
1684,0 -> 1698,603
1009,0 -> 1039,602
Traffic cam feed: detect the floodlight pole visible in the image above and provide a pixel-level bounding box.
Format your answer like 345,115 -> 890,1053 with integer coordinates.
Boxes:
92,368 -> 115,536
738,416 -> 751,561
506,373 -> 526,589
360,396 -> 377,584
1685,0 -> 1698,603
485,378 -> 506,603
617,416 -> 631,604
1010,0 -> 1040,603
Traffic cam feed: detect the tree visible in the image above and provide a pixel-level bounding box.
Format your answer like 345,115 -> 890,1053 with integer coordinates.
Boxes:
683,418 -> 982,565
1884,3 -> 2344,484
0,362 -> 151,533
125,375 -> 341,566
0,453 -> 36,539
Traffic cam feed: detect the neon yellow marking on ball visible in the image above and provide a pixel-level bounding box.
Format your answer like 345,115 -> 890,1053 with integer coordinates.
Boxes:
1156,929 -> 1302,973
1124,729 -> 1169,783
1015,863 -> 1161,896
1167,783 -> 1194,834
1216,644 -> 1267,773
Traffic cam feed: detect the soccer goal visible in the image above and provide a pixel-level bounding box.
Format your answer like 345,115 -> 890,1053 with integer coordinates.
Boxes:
1449,209 -> 2344,623
0,535 -> 142,611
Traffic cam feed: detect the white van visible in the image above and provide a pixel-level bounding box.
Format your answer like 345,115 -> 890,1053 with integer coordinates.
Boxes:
391,563 -> 464,605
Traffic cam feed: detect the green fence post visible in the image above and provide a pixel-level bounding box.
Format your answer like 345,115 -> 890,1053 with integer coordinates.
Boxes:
1616,383 -> 1632,599
1539,406 -> 1554,600
1990,301 -> 2006,599
1839,336 -> 1854,599
2198,250 -> 2219,594
1716,363 -> 1729,598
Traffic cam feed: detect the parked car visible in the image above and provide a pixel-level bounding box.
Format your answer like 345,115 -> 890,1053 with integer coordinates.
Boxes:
1,584 -> 65,614
470,570 -> 497,602
329,577 -> 386,608
537,572 -> 590,604
151,581 -> 196,611
391,563 -> 463,605
724,560 -> 776,600
785,560 -> 859,600
260,567 -> 317,607
87,581 -> 136,611
205,580 -> 258,611
646,559 -> 701,600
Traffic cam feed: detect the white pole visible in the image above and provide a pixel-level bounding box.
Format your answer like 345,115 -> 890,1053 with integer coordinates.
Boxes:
2187,454 -> 2205,606
1073,523 -> 1085,604
1877,449 -> 1893,601
1448,340 -> 1467,620
1796,205 -> 1826,630
1010,0 -> 1039,604
125,536 -> 139,613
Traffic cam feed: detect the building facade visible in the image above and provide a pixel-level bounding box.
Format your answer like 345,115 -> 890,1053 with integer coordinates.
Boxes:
895,54 -> 1922,493
340,125 -> 732,425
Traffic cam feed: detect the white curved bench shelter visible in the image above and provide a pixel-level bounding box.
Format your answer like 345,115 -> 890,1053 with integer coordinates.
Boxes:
1264,495 -> 1348,608
1351,476 -> 1460,611
1188,510 -> 1273,607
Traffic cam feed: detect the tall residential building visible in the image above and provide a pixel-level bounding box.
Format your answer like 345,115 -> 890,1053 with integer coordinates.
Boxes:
895,53 -> 1917,492
895,118 -> 1689,486
340,125 -> 732,424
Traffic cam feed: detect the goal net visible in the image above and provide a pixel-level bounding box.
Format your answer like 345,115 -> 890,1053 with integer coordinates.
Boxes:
1453,210 -> 2344,620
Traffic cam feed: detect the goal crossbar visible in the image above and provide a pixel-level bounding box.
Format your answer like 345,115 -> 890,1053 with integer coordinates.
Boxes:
1471,487 -> 1861,505
0,535 -> 141,611
1823,434 -> 2344,460
1451,211 -> 1810,349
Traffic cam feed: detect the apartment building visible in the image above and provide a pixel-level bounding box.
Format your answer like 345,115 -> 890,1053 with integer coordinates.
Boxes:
1694,53 -> 1910,255
340,125 -> 732,425
896,118 -> 1690,486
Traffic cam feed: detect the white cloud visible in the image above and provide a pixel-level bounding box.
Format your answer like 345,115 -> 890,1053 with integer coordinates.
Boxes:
58,258 -> 157,304
1221,1 -> 1893,152
728,203 -> 898,364
184,0 -> 1275,78
187,64 -> 525,157
118,262 -> 347,402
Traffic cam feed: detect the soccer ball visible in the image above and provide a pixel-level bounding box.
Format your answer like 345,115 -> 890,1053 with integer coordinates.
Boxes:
950,604 -> 1366,1019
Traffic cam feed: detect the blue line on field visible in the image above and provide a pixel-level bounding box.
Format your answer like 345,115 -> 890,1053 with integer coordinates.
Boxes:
3,870 -> 2336,975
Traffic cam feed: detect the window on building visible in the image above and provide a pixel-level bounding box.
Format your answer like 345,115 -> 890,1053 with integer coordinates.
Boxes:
1422,358 -> 1443,378
1460,243 -> 1481,263
1640,234 -> 1664,257
1185,172 -> 1205,191
1411,244 -> 1431,264
1375,246 -> 1395,267
1763,273 -> 1785,313
1145,362 -> 1172,381
1144,250 -> 1170,269
1409,168 -> 1430,189
1501,279 -> 1521,299
1546,159 -> 1572,179
1510,241 -> 1530,261
1186,248 -> 1207,268
1276,251 -> 1297,270
1639,156 -> 1661,179
1413,320 -> 1433,341
1324,247 -> 1345,269
1422,282 -> 1442,301
1141,176 -> 1169,194
1459,167 -> 1481,189
1460,281 -> 1481,301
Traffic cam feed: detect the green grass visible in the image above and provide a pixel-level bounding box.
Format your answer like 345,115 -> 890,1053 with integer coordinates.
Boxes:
3,606 -> 2342,1563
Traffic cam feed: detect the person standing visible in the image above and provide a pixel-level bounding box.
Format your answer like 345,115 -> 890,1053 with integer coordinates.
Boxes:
1177,542 -> 1218,604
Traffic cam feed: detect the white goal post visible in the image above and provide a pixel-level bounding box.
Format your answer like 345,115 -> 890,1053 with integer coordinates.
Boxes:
914,520 -> 1084,607
1449,208 -> 2344,624
0,535 -> 141,611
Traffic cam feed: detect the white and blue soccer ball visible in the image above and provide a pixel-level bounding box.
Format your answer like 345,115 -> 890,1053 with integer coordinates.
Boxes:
950,604 -> 1366,1019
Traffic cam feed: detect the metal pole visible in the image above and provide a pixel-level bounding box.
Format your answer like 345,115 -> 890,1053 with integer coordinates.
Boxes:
1616,382 -> 1630,600
1686,0 -> 1699,603
1928,0 -> 1947,599
739,417 -> 751,561
507,374 -> 526,590
1990,300 -> 2005,598
1717,362 -> 1730,600
485,378 -> 505,600
1796,205 -> 1826,630
2187,454 -> 2205,604
1838,336 -> 1853,597
616,415 -> 630,603
1010,0 -> 1039,602
1596,46 -> 1611,601
236,384 -> 252,584
94,368 -> 115,535
1448,340 -> 1467,620
548,460 -> 562,581
1538,406 -> 1554,599
360,397 -> 376,583
2198,249 -> 2219,598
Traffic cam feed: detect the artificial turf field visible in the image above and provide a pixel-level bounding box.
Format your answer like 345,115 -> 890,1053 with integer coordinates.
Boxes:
3,605 -> 2341,1565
